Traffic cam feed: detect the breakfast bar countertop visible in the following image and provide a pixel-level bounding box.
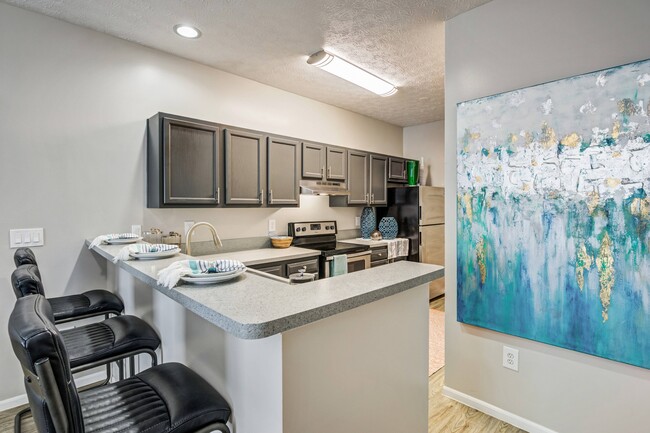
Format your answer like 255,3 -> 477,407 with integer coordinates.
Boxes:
88,240 -> 443,340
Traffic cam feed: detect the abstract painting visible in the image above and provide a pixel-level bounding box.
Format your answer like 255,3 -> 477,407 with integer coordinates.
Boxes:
456,59 -> 650,368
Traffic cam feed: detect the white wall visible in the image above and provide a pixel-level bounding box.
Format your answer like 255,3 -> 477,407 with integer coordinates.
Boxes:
403,121 -> 444,186
445,1 -> 650,432
0,3 -> 402,403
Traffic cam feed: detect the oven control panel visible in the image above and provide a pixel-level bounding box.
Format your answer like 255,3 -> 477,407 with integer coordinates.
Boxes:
289,221 -> 337,237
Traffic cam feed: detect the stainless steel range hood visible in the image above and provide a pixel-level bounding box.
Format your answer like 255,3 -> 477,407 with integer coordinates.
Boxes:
300,180 -> 350,196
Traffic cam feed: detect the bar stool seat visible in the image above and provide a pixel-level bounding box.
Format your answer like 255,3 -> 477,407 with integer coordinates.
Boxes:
80,363 -> 231,433
11,263 -> 124,323
62,315 -> 160,370
8,294 -> 231,433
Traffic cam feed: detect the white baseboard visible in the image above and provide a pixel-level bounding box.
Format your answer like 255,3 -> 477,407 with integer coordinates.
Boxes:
442,386 -> 558,433
0,371 -> 106,411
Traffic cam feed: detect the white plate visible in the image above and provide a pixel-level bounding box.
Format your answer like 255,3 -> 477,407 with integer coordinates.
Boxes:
105,237 -> 142,245
180,268 -> 247,285
129,248 -> 180,260
183,268 -> 242,278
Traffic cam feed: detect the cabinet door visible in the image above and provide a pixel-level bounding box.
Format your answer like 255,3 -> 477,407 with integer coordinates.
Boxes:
369,155 -> 387,205
347,150 -> 369,205
224,128 -> 264,205
388,157 -> 407,182
286,258 -> 320,280
326,147 -> 347,180
162,117 -> 221,205
268,136 -> 300,206
301,142 -> 325,179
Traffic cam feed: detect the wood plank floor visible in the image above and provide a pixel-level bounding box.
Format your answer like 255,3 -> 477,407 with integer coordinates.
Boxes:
0,295 -> 525,433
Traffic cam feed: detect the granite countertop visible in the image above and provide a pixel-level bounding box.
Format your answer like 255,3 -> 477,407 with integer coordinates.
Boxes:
88,240 -> 443,340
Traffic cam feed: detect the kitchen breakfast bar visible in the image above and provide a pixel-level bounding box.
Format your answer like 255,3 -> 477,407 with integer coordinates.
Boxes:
88,240 -> 444,433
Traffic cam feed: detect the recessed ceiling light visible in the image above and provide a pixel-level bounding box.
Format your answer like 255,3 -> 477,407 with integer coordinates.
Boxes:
173,24 -> 201,39
307,50 -> 397,97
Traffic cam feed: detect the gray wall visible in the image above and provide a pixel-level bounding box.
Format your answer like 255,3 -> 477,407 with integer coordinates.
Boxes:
403,121 -> 444,187
0,3 -> 402,403
445,0 -> 650,432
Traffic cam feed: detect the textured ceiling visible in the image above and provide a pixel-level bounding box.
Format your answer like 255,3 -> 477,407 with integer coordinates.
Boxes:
3,0 -> 492,126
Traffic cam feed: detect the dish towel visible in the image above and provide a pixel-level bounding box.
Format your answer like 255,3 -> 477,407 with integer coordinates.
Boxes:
330,254 -> 348,277
386,239 -> 398,260
396,238 -> 409,257
386,238 -> 410,260
157,259 -> 246,289
113,244 -> 180,263
89,233 -> 140,249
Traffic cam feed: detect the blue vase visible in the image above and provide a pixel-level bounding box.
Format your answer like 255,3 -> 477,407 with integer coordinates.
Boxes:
360,207 -> 376,239
378,217 -> 398,240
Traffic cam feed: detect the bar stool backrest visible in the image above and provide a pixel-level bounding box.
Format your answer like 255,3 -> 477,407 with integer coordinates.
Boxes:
14,247 -> 38,267
11,264 -> 45,299
8,295 -> 84,433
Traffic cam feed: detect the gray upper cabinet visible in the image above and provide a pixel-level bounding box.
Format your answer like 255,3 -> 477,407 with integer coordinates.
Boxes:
326,147 -> 346,180
301,142 -> 325,179
301,142 -> 347,181
147,113 -> 222,208
388,157 -> 407,182
225,128 -> 264,205
331,151 -> 387,207
267,136 -> 300,206
369,155 -> 387,205
345,150 -> 369,205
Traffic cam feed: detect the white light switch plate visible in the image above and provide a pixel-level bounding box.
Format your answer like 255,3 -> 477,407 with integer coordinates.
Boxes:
10,228 -> 44,248
355,217 -> 360,228
268,219 -> 276,232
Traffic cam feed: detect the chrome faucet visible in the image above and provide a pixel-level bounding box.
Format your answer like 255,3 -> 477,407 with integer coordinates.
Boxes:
185,222 -> 223,256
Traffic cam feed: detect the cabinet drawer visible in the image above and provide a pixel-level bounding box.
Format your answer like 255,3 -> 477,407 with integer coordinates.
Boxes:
286,258 -> 320,279
250,263 -> 285,278
371,259 -> 388,267
371,247 -> 388,262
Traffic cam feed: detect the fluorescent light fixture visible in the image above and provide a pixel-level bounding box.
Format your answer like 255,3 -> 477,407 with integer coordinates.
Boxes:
173,24 -> 201,39
307,50 -> 397,97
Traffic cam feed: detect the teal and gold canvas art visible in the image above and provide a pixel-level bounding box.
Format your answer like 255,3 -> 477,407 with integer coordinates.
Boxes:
456,58 -> 650,368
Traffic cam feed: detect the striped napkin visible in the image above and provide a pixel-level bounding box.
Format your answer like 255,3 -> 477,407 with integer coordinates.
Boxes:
89,233 -> 140,249
157,259 -> 246,288
112,244 -> 180,263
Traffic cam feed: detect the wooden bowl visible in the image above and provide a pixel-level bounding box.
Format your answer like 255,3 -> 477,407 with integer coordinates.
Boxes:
271,236 -> 293,248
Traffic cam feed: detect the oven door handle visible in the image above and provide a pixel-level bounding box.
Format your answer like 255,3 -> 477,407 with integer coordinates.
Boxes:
344,251 -> 371,259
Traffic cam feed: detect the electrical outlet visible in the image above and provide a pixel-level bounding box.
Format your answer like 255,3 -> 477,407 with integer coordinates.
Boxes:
131,225 -> 142,236
355,216 -> 360,228
503,346 -> 519,371
268,219 -> 276,233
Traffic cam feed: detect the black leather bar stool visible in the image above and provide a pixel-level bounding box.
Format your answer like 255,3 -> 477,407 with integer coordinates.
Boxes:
9,295 -> 231,433
13,248 -> 124,323
10,266 -> 162,433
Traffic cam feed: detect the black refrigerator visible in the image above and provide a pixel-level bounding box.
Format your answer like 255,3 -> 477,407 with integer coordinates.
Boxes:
377,186 -> 445,299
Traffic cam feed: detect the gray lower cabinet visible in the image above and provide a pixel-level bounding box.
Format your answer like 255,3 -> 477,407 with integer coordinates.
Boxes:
388,157 -> 407,182
250,257 -> 320,279
268,136 -> 300,206
371,246 -> 388,267
224,128 -> 264,205
301,142 -> 346,181
147,113 -> 222,208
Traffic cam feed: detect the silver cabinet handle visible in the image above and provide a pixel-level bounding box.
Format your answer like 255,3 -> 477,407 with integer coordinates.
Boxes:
365,193 -> 370,205
259,189 -> 264,204
327,166 -> 332,178
321,167 -> 325,178
216,187 -> 220,204
403,169 -> 406,179
371,193 -> 375,204
268,189 -> 274,204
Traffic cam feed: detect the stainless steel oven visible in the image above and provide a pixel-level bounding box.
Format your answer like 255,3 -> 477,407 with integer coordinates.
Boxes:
288,220 -> 372,279
323,250 -> 371,277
